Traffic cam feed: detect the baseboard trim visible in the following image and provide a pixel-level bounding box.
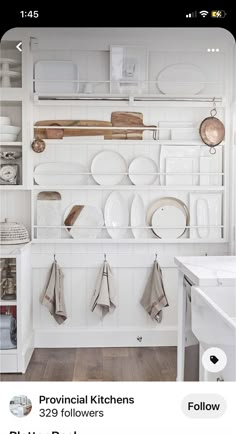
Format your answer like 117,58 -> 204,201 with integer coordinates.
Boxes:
34,327 -> 177,348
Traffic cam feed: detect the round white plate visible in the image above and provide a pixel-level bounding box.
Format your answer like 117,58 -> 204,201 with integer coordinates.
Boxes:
156,63 -> 205,95
91,151 -> 127,185
131,194 -> 149,239
34,162 -> 88,185
64,204 -> 104,239
147,197 -> 189,239
129,157 -> 158,185
104,191 -> 129,239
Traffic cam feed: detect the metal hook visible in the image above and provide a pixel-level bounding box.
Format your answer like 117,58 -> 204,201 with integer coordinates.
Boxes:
210,97 -> 217,117
154,253 -> 157,262
54,254 -> 56,261
104,253 -> 107,262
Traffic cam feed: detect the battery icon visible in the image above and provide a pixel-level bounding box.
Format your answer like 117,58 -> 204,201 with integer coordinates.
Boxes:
211,10 -> 227,18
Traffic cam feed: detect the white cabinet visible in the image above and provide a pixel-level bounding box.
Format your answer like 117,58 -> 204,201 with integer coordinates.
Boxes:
0,243 -> 34,373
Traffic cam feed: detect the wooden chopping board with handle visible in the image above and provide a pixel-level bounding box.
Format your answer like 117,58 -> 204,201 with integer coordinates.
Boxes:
111,112 -> 157,140
34,120 -> 112,140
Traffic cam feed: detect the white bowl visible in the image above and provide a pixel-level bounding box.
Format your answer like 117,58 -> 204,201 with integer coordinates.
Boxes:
0,116 -> 10,125
0,125 -> 21,135
0,133 -> 17,142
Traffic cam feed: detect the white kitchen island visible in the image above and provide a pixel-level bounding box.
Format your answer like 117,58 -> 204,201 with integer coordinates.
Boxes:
175,256 -> 236,381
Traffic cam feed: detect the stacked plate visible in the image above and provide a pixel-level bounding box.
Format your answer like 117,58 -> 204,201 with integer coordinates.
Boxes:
0,58 -> 21,88
0,117 -> 21,142
146,197 -> 190,239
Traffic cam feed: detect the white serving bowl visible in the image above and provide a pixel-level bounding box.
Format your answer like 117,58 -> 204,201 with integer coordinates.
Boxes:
0,116 -> 10,125
0,133 -> 18,142
0,125 -> 21,135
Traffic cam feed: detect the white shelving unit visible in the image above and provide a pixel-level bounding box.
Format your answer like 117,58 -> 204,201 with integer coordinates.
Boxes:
0,243 -> 33,373
0,27 -> 234,350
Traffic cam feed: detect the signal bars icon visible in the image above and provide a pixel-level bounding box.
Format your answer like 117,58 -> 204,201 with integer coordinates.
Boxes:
186,11 -> 197,18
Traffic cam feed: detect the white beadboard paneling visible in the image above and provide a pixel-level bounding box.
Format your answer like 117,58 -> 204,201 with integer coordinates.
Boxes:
70,269 -> 87,326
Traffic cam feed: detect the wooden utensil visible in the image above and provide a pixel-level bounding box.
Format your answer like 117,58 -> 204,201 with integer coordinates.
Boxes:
111,111 -> 157,140
34,120 -> 112,140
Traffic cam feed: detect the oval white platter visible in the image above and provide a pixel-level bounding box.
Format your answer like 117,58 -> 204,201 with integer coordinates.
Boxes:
156,63 -> 205,95
131,194 -> 148,239
64,203 -> 104,239
128,157 -> 158,185
91,150 -> 127,185
104,191 -> 129,239
34,162 -> 88,185
147,197 -> 189,239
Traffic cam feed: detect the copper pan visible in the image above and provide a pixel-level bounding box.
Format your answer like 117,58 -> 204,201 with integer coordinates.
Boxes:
199,109 -> 225,153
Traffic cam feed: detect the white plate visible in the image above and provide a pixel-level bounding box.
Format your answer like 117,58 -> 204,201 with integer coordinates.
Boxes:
165,157 -> 194,185
189,193 -> 222,239
159,145 -> 200,185
152,206 -> 187,239
34,162 -> 88,185
147,197 -> 189,239
199,147 -> 222,186
91,151 -> 127,185
0,133 -> 17,142
129,157 -> 158,185
104,192 -> 129,239
196,198 -> 210,239
171,126 -> 199,140
156,63 -> 205,95
131,194 -> 149,239
37,191 -> 61,239
35,61 -> 79,93
64,203 -> 104,239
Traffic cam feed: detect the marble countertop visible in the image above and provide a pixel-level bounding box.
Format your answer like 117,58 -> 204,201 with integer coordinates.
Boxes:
174,256 -> 236,286
0,242 -> 31,256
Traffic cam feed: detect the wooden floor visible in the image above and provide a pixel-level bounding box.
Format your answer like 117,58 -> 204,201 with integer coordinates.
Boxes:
0,347 -> 177,381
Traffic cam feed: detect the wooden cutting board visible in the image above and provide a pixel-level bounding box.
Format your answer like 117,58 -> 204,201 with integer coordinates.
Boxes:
34,120 -> 112,140
111,111 -> 156,140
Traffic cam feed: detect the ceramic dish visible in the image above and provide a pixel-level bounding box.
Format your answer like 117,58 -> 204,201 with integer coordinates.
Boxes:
128,157 -> 158,185
104,191 -> 129,239
131,194 -> 149,239
0,125 -> 21,135
159,145 -> 200,185
189,192 -> 222,239
64,203 -> 104,239
35,61 -> 79,93
199,146 -> 222,186
156,63 -> 205,95
91,150 -> 127,185
165,157 -> 194,185
0,133 -> 18,142
34,162 -> 88,185
147,197 -> 190,239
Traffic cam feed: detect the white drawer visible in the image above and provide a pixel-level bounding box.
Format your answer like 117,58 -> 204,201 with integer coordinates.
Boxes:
0,354 -> 18,373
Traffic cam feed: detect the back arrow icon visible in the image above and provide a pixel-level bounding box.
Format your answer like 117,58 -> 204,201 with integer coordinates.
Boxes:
16,42 -> 22,52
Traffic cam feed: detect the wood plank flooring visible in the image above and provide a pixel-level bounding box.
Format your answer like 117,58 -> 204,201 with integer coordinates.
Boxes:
0,347 -> 177,381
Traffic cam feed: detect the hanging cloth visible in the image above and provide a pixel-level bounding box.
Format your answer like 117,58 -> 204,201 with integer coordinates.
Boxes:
90,260 -> 116,318
40,259 -> 67,324
140,260 -> 169,322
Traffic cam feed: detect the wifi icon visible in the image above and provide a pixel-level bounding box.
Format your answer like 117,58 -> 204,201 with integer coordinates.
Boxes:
199,10 -> 209,17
